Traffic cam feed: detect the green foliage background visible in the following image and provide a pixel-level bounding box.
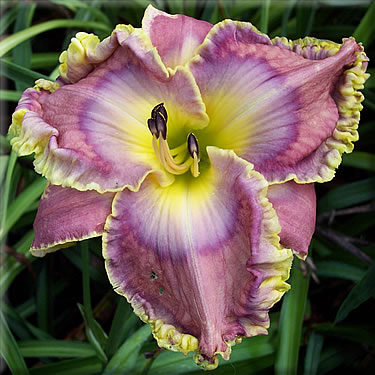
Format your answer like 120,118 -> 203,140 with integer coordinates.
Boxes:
1,0 -> 374,374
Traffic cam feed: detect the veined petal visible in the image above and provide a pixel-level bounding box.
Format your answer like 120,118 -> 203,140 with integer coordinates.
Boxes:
268,182 -> 316,259
189,21 -> 369,184
9,30 -> 208,193
103,147 -> 292,369
142,5 -> 213,69
31,184 -> 114,257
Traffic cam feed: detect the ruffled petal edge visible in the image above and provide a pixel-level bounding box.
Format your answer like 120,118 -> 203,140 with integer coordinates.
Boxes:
271,36 -> 370,183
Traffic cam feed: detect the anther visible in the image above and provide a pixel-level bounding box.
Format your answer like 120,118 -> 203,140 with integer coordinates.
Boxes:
152,103 -> 168,123
147,118 -> 158,138
187,133 -> 199,159
155,112 -> 167,140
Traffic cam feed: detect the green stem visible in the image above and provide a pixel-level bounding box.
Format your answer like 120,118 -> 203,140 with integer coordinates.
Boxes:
260,0 -> 271,33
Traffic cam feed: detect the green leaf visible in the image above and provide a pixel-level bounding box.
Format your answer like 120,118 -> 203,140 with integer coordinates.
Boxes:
148,336 -> 275,375
3,302 -> 52,341
0,311 -> 30,375
315,260 -> 366,283
303,332 -> 324,375
0,230 -> 35,297
1,58 -> 50,87
13,2 -> 36,90
313,323 -> 375,346
281,0 -> 297,36
260,0 -> 271,33
19,340 -> 96,358
106,298 -> 136,357
103,324 -> 151,375
1,176 -> 47,241
366,68 -> 375,89
353,0 -> 375,46
29,356 -> 103,375
166,0 -> 183,14
275,258 -> 310,375
335,263 -> 375,323
0,19 -> 111,58
317,177 -> 375,213
77,303 -> 108,363
36,263 -> 52,333
29,52 -> 60,69
0,150 -> 17,240
317,342 -> 363,375
0,155 -> 9,182
0,6 -> 18,34
363,88 -> 375,111
0,89 -> 22,101
342,151 -> 375,172
296,0 -> 317,36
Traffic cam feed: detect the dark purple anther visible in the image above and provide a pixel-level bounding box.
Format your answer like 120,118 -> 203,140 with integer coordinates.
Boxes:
147,118 -> 159,138
155,112 -> 167,140
151,103 -> 168,123
187,133 -> 199,158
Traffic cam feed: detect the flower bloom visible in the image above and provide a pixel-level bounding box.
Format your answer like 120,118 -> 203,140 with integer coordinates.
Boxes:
9,5 -> 368,369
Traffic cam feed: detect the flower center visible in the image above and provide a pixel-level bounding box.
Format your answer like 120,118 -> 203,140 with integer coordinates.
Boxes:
147,103 -> 200,178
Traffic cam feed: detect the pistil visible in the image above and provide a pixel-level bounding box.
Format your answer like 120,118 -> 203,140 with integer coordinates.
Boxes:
147,103 -> 200,178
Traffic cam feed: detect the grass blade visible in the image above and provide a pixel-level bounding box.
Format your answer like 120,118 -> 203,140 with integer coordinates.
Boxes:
353,1 -> 375,46
1,176 -> 47,241
260,0 -> 271,33
0,230 -> 35,297
0,19 -> 111,58
13,2 -> 36,90
106,298 -> 135,357
335,263 -> 375,324
19,340 -> 96,358
0,311 -> 30,375
303,332 -> 324,375
315,260 -> 366,283
275,258 -> 310,375
1,58 -> 51,87
0,150 -> 17,240
103,324 -> 151,375
29,356 -> 103,375
79,241 -> 108,362
0,6 -> 18,34
0,90 -> 22,101
342,151 -> 375,172
317,177 -> 375,213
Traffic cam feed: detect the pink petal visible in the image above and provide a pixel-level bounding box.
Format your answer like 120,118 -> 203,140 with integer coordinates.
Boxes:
31,184 -> 114,257
142,5 -> 213,69
189,21 -> 369,184
267,182 -> 316,259
103,147 -> 292,369
9,31 -> 208,193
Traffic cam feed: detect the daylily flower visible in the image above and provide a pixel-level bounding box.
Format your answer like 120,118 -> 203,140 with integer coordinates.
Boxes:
9,5 -> 368,369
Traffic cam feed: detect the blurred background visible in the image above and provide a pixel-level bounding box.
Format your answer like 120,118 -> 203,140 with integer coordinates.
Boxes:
0,1 -> 374,374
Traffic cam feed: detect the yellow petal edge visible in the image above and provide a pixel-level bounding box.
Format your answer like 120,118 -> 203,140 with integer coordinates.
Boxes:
271,36 -> 370,184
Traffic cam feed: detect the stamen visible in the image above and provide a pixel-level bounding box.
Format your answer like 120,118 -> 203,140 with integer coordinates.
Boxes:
147,118 -> 158,138
191,153 -> 200,178
151,103 -> 168,123
187,133 -> 200,178
148,104 -> 200,178
159,139 -> 193,175
170,143 -> 187,156
155,112 -> 167,140
187,133 -> 199,159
